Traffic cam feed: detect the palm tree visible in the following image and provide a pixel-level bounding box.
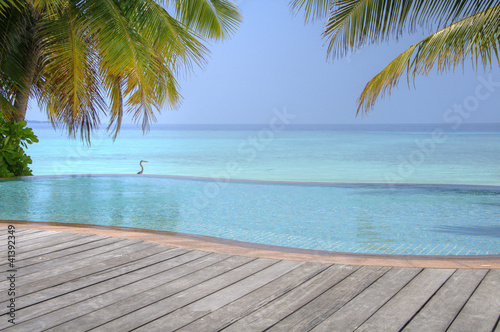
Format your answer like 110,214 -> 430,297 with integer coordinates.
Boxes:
0,0 -> 241,140
290,0 -> 500,115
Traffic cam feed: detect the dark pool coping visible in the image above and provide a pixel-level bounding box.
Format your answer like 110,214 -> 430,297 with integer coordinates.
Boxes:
3,174 -> 500,189
2,220 -> 499,269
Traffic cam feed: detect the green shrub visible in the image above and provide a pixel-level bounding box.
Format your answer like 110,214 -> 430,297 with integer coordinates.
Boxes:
0,116 -> 39,177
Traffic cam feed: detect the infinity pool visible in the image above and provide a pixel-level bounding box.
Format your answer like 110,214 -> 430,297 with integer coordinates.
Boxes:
1,175 -> 499,256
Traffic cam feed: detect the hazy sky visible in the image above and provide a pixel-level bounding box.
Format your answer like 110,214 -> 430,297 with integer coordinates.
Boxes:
27,0 -> 500,125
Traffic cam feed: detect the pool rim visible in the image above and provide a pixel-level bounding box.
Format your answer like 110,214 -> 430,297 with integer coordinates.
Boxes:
2,219 -> 499,269
3,173 -> 500,190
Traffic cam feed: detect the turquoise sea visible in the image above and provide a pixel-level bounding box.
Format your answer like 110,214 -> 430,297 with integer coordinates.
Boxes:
28,123 -> 500,186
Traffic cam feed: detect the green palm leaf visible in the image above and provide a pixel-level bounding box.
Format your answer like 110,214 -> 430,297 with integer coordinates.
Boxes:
38,3 -> 105,141
293,0 -> 499,58
172,0 -> 241,40
82,0 -> 164,134
357,5 -> 500,114
0,3 -> 38,96
0,93 -> 18,119
0,0 -> 20,16
289,0 -> 332,23
292,0 -> 500,115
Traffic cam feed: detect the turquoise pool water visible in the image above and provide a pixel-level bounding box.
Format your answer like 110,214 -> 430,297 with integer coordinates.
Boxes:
2,175 -> 499,256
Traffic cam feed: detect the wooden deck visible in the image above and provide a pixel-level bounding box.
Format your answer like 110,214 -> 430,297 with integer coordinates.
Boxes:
0,228 -> 498,331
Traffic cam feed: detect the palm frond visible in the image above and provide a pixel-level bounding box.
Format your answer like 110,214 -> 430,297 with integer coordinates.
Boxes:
30,0 -> 67,17
125,0 -> 208,73
0,3 -> 40,95
357,5 -> 500,114
76,0 -> 168,139
0,92 -> 18,119
0,0 -> 21,16
323,0 -> 414,58
289,0 -> 332,23
91,0 -> 224,138
38,4 -> 105,141
293,0 -> 500,59
104,74 -> 123,139
173,0 -> 241,40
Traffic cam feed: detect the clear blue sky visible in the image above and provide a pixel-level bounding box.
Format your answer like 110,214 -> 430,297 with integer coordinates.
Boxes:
27,0 -> 500,125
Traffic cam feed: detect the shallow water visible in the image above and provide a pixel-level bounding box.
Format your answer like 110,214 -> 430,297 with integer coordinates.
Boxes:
2,176 -> 499,255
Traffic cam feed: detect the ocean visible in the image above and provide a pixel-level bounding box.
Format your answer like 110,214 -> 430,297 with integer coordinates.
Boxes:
27,122 -> 500,186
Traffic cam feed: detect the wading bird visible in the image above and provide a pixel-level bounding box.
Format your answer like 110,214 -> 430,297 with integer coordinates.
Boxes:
137,160 -> 148,174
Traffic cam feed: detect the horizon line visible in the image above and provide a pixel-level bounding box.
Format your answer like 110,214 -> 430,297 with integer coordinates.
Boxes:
25,121 -> 500,125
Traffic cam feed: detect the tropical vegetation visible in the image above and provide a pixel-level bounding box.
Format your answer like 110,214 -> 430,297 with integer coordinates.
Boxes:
0,0 -> 241,141
290,0 -> 500,114
0,114 -> 38,177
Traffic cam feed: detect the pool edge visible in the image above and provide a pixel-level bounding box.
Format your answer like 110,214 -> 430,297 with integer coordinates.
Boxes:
2,220 -> 499,269
5,174 -> 500,189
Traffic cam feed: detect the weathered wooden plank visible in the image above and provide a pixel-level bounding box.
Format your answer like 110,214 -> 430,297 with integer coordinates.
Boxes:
0,237 -> 133,296
19,236 -> 129,267
0,237 -> 131,279
2,233 -> 119,263
179,261 -> 331,332
0,241 -> 169,295
0,247 -> 188,312
311,267 -> 422,331
0,248 -> 200,330
448,269 -> 500,332
356,268 -> 456,332
403,269 -> 489,331
11,246 -> 192,305
15,229 -> 60,239
12,252 -> 232,331
268,265 -> 391,332
92,258 -> 278,331
0,241 -> 167,301
222,264 -> 361,332
0,226 -> 38,233
17,233 -> 98,256
16,229 -> 89,243
0,234 -> 111,268
0,228 -> 41,239
136,260 -> 304,331
15,232 -> 99,252
47,255 -> 256,332
16,230 -> 76,244
2,230 -> 81,256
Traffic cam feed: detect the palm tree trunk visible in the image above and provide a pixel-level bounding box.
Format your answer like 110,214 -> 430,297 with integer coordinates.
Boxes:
12,54 -> 37,123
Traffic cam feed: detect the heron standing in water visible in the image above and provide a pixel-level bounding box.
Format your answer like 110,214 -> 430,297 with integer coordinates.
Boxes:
137,160 -> 149,174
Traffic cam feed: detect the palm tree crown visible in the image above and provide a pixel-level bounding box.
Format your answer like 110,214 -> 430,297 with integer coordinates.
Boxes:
0,0 -> 241,141
290,0 -> 500,115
